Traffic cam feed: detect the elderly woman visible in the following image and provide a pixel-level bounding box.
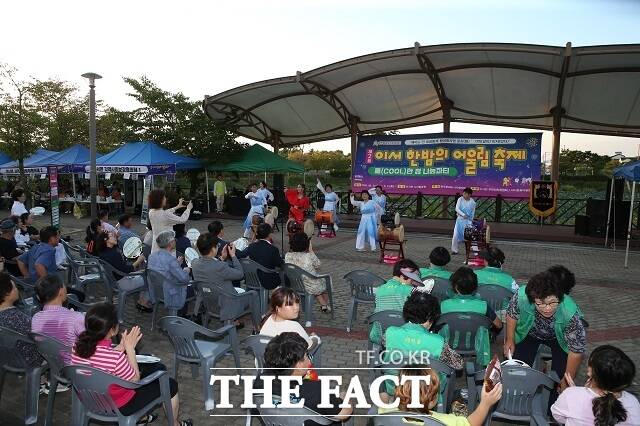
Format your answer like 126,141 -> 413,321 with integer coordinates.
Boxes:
148,230 -> 193,317
504,271 -> 586,393
147,189 -> 193,254
284,233 -> 330,313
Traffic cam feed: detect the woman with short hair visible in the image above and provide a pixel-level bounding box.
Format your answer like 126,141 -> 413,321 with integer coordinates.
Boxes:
284,233 -> 330,312
147,189 -> 192,254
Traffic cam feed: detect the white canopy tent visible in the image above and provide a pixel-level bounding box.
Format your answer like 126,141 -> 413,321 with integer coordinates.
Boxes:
606,160 -> 640,268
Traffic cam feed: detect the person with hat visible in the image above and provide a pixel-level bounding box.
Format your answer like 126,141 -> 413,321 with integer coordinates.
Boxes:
369,259 -> 424,345
0,219 -> 22,276
474,246 -> 518,291
147,230 -> 193,317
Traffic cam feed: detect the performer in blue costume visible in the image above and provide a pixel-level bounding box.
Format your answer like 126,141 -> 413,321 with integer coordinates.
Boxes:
316,178 -> 340,230
350,190 -> 382,251
243,183 -> 267,238
451,187 -> 476,254
257,181 -> 274,212
368,185 -> 386,225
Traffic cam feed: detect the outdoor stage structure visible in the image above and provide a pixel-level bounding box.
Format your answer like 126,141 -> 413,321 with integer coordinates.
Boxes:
203,42 -> 640,232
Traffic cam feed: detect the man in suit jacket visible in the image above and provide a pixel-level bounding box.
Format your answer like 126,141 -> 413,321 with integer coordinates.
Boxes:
237,223 -> 283,289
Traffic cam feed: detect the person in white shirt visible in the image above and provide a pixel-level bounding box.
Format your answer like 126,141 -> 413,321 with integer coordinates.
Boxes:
10,189 -> 28,217
260,287 -> 321,350
368,185 -> 386,225
257,181 -> 274,210
451,187 -> 476,255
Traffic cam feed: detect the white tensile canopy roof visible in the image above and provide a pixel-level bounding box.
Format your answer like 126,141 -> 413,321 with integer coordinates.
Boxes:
203,42 -> 640,147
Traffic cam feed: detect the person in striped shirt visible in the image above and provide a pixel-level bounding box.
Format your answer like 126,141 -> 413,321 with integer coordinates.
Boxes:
71,303 -> 192,426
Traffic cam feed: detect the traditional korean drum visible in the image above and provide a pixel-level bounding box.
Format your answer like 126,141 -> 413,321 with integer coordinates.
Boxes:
286,218 -> 315,238
314,210 -> 334,225
378,224 -> 405,243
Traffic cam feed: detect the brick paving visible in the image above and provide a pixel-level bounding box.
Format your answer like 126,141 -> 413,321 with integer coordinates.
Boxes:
0,213 -> 638,425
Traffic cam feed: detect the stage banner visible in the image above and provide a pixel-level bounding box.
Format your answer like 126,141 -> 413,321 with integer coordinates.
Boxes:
352,132 -> 542,197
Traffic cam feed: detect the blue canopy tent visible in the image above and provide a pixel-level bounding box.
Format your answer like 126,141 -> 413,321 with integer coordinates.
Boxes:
0,152 -> 11,165
606,160 -> 640,268
0,148 -> 59,175
30,144 -> 91,197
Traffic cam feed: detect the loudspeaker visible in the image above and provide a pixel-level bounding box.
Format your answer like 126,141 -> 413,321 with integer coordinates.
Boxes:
574,215 -> 589,236
605,178 -> 625,204
272,174 -> 286,218
587,199 -> 630,238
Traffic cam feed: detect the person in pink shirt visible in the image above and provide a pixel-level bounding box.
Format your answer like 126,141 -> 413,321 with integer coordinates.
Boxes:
71,303 -> 192,425
552,345 -> 640,426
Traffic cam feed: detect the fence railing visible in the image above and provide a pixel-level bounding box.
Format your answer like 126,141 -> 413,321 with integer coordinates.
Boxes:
308,191 -> 640,229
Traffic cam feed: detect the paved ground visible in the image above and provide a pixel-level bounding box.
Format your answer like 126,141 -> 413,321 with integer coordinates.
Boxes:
1,212 -> 639,425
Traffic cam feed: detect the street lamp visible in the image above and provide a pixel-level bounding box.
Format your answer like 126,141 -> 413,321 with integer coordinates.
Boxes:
81,72 -> 102,219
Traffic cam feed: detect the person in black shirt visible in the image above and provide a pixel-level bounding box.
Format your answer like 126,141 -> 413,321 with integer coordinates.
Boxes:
0,219 -> 22,276
237,223 -> 283,289
207,220 -> 229,258
253,332 -> 353,426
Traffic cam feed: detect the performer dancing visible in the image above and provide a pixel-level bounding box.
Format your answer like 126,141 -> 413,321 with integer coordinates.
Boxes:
368,185 -> 386,224
350,190 -> 381,252
243,183 -> 267,238
451,187 -> 476,255
285,184 -> 310,222
316,178 -> 340,231
257,181 -> 274,212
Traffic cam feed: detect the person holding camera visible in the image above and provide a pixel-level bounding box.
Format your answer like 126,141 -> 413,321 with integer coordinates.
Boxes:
147,189 -> 193,254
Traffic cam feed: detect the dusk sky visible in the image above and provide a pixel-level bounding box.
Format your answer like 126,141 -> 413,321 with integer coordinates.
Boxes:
2,0 -> 639,158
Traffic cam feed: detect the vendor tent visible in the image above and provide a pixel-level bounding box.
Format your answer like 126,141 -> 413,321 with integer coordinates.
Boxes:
86,141 -> 202,173
209,144 -> 304,173
0,148 -> 59,174
36,144 -> 90,171
606,160 -> 640,268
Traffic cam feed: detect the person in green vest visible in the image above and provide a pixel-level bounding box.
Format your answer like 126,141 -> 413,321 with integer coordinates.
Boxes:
213,174 -> 227,213
504,271 -> 587,394
547,264 -> 575,295
382,291 -> 463,399
419,246 -> 452,280
369,259 -> 423,345
439,267 -> 503,367
474,246 -> 518,291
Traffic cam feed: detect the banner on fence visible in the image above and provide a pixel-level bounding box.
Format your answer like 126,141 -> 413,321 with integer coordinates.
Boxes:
48,166 -> 60,229
529,180 -> 558,218
351,132 -> 542,198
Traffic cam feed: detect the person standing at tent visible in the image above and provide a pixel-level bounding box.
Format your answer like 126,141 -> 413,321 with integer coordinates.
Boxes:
243,183 -> 267,238
285,184 -> 310,223
350,190 -> 382,251
257,181 -> 274,213
10,189 -> 28,217
316,178 -> 340,231
451,187 -> 476,255
213,174 -> 227,213
147,189 -> 193,254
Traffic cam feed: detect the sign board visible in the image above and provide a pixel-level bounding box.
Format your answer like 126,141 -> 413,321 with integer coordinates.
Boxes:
529,180 -> 558,218
0,166 -> 48,175
352,132 -> 542,198
140,175 -> 153,225
48,166 -> 60,228
74,164 -> 176,175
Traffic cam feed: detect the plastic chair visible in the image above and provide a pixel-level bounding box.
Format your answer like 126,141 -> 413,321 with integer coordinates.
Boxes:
343,270 -> 385,332
10,274 -> 41,316
476,284 -> 514,314
367,310 -> 405,353
435,312 -> 493,362
239,258 -> 276,315
148,269 -> 195,330
466,361 -> 559,426
61,241 -> 104,295
99,260 -> 147,324
283,263 -> 334,327
28,332 -> 71,426
194,281 -> 261,331
63,365 -> 173,426
254,395 -> 350,426
158,316 -> 241,411
422,276 -> 451,302
372,411 -> 446,425
0,326 -> 43,425
243,333 -> 323,373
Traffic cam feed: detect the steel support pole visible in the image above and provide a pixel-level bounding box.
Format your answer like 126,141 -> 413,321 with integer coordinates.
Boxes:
82,73 -> 102,219
349,116 -> 359,181
205,169 -> 210,213
605,176 -> 614,247
624,181 -> 636,268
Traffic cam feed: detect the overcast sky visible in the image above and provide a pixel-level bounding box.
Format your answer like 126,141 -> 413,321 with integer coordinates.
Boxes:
2,0 -> 639,158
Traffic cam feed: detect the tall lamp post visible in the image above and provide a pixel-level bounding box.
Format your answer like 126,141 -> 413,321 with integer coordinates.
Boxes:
81,72 -> 102,219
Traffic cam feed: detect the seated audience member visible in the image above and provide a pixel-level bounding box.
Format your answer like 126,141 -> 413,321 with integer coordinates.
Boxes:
547,265 -> 576,295
85,218 -> 103,255
15,212 -> 39,246
260,287 -> 321,349
383,292 -> 463,396
31,275 -> 84,368
419,246 -> 452,279
191,233 -> 260,332
474,247 -> 518,291
284,233 -> 330,313
369,259 -> 423,345
207,220 -> 228,257
10,188 -> 28,217
439,266 -> 502,366
142,222 -> 153,247
71,302 -> 192,425
98,209 -> 117,235
255,332 -> 353,424
117,214 -> 139,249
0,272 -> 42,367
236,223 -> 283,290
504,271 -> 586,393
173,223 -> 192,255
148,230 -> 193,317
94,232 -> 151,312
552,345 -> 640,426
0,219 -> 22,276
378,364 -> 502,426
17,226 -> 61,282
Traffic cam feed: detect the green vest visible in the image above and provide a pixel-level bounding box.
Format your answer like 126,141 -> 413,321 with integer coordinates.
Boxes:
514,286 -> 579,353
383,323 -> 445,395
439,294 -> 491,367
419,265 -> 452,280
475,267 -> 516,291
369,278 -> 414,344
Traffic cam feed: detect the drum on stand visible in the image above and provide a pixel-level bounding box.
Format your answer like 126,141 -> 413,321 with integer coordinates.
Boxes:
314,210 -> 334,224
286,218 -> 315,240
378,224 -> 404,243
315,210 -> 336,238
378,222 -> 406,264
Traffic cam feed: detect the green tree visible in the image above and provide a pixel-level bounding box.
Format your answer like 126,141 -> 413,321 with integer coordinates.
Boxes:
559,149 -> 611,176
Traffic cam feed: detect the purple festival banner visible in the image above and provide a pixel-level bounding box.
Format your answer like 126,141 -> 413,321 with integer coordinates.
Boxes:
351,132 -> 542,198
